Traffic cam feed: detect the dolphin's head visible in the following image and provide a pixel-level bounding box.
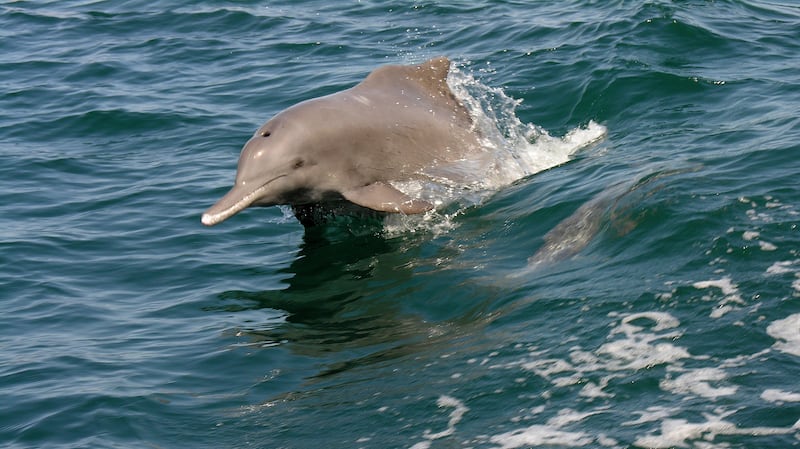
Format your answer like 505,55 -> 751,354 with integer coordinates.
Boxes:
201,115 -> 324,226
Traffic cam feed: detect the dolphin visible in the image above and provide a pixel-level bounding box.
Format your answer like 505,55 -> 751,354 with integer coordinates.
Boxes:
201,56 -> 482,227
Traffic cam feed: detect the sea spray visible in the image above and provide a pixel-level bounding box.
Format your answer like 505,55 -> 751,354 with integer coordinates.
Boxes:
385,62 -> 607,235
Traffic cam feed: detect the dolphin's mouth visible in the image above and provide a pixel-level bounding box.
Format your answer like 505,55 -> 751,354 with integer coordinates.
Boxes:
201,175 -> 286,226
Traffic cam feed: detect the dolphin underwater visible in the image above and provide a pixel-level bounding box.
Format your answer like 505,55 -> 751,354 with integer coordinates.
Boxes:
201,56 -> 482,227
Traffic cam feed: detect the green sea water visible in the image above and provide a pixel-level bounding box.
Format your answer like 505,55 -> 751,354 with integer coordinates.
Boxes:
1,1 -> 799,448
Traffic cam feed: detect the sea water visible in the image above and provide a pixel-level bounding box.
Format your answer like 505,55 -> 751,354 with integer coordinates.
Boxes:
1,1 -> 799,448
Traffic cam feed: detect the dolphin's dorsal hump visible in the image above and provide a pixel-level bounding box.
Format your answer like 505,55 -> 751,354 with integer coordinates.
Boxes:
360,56 -> 452,99
358,56 -> 471,125
406,56 -> 452,98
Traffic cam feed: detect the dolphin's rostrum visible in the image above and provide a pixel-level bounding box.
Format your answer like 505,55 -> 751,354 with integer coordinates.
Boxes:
202,56 -> 482,227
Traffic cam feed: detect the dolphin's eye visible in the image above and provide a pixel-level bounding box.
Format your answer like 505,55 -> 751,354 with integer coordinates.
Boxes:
293,159 -> 305,169
261,131 -> 271,137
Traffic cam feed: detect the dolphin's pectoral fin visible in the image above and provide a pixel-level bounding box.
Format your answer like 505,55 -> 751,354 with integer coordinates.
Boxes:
342,182 -> 434,214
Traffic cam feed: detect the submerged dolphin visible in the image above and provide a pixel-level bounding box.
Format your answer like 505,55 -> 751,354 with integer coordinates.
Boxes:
202,56 -> 482,227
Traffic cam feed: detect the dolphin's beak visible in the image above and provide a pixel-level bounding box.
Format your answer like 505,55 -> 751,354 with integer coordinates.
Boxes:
201,183 -> 256,226
201,177 -> 282,226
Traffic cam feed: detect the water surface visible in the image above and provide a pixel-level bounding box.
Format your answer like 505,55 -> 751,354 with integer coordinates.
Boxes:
1,1 -> 799,448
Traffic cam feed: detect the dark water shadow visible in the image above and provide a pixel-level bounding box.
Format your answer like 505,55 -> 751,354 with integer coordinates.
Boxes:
214,216 -> 505,385
220,221 -> 400,320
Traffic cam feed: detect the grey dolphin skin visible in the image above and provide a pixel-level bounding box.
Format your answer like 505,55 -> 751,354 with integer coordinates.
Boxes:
202,56 -> 481,227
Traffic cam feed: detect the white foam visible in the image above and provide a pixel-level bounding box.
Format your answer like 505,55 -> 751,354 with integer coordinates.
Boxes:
490,425 -> 594,448
546,408 -> 602,427
762,389 -> 800,403
759,240 -> 777,251
519,313 -> 690,395
766,260 -> 798,275
659,368 -> 737,399
693,278 -> 741,300
692,277 -> 744,318
487,308 -> 800,448
615,311 -> 681,332
767,313 -> 800,357
514,312 -> 691,408
407,442 -> 431,449
522,357 -> 574,377
742,230 -> 760,240
598,312 -> 690,370
633,409 -> 800,448
489,409 -> 602,448
623,406 -> 680,426
422,395 -> 468,440
579,377 -> 614,398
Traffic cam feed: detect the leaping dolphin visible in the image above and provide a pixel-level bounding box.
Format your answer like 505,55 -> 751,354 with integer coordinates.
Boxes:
201,56 -> 482,227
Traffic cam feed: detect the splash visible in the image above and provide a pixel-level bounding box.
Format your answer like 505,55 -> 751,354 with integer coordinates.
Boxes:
386,63 -> 607,235
448,63 -> 606,187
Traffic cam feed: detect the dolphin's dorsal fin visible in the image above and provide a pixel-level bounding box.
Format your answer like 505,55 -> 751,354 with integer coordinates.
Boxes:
358,56 -> 471,125
359,56 -> 451,99
406,56 -> 452,98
